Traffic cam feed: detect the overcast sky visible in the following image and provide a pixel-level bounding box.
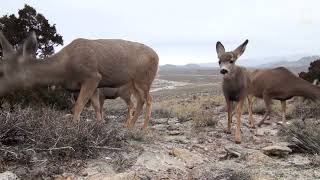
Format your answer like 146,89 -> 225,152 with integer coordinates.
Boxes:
1,0 -> 320,65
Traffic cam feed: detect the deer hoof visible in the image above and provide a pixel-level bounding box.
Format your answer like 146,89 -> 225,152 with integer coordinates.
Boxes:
235,139 -> 242,144
223,128 -> 231,134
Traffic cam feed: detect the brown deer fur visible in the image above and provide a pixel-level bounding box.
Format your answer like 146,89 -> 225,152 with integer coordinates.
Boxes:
73,84 -> 136,127
216,40 -> 254,144
0,32 -> 158,130
249,67 -> 320,126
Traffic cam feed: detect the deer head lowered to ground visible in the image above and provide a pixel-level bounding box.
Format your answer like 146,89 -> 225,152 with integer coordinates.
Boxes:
249,67 -> 320,126
0,31 -> 159,131
216,39 -> 254,144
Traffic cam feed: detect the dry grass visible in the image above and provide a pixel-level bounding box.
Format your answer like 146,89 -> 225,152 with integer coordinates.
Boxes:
154,95 -> 222,127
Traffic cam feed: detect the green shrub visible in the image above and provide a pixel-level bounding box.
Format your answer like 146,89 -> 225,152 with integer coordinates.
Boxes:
0,87 -> 73,111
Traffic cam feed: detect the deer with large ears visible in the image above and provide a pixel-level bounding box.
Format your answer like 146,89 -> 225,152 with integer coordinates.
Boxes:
0,31 -> 159,131
216,39 -> 254,144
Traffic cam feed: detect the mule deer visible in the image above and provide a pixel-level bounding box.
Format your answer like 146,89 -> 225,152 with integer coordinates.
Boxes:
249,67 -> 320,126
72,83 -> 136,127
216,39 -> 254,144
0,32 -> 159,130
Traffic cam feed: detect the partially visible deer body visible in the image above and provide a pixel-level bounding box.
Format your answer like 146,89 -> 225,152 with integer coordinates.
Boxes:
216,40 -> 254,144
249,67 -> 320,126
0,32 -> 159,130
72,84 -> 136,127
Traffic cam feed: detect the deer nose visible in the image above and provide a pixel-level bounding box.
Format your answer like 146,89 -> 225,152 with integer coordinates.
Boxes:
220,69 -> 228,74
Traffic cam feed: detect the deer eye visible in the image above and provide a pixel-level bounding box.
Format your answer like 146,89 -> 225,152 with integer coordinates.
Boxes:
218,61 -> 221,65
230,60 -> 234,64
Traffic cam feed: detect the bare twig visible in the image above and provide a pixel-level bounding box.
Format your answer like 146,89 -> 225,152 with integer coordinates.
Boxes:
0,148 -> 18,158
34,146 -> 75,152
89,146 -> 122,151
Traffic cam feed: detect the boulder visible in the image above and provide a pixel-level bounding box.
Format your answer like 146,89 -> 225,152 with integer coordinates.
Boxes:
262,145 -> 292,157
135,151 -> 185,171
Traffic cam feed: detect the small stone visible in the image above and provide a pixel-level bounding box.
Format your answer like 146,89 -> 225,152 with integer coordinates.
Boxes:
255,128 -> 265,136
168,130 -> 182,135
262,145 -> 292,157
169,148 -> 204,167
81,172 -> 88,177
0,171 -> 20,180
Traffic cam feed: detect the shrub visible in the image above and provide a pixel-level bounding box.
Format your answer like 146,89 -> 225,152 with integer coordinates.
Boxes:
192,110 -> 218,128
0,106 -> 128,174
299,59 -> 320,83
0,87 -> 73,111
279,119 -> 320,154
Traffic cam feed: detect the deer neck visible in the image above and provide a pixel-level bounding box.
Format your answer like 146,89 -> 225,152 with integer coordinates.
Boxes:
292,79 -> 320,100
23,55 -> 66,88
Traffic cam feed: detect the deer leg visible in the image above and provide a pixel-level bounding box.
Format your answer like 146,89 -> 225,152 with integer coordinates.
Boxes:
128,85 -> 146,129
98,93 -> 105,120
143,93 -> 152,131
73,77 -> 101,122
123,96 -> 135,128
258,93 -> 272,127
247,95 -> 255,128
224,98 -> 232,134
90,89 -> 102,121
235,98 -> 244,144
281,100 -> 286,123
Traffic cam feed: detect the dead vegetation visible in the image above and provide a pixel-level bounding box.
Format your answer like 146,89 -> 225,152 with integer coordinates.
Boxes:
280,118 -> 320,154
0,105 -> 129,177
154,95 -> 222,127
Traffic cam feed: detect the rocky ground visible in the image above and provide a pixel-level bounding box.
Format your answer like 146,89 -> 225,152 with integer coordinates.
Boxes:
70,115 -> 319,180
1,73 -> 320,179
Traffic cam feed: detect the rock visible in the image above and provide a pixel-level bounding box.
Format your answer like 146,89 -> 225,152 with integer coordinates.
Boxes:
135,151 -> 185,171
262,145 -> 292,157
288,154 -> 311,166
255,128 -> 265,136
164,135 -> 189,144
152,124 -> 168,131
152,118 -> 168,125
168,118 -> 179,125
0,171 -> 20,180
168,130 -> 183,135
81,160 -> 115,177
246,151 -> 272,165
216,106 -> 226,113
251,174 -> 276,180
87,171 -> 136,180
224,145 -> 252,158
169,148 -> 204,168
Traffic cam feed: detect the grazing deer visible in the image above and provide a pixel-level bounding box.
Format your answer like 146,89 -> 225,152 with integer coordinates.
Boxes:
216,39 -> 254,144
249,67 -> 320,126
0,31 -> 158,131
72,83 -> 136,127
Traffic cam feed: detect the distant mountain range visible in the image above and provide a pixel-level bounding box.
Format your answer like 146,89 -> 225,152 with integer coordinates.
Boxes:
257,55 -> 320,68
160,55 -> 320,71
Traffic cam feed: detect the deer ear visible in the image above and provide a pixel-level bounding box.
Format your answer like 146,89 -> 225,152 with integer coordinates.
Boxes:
233,39 -> 249,58
23,31 -> 38,57
216,41 -> 225,57
0,31 -> 14,58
